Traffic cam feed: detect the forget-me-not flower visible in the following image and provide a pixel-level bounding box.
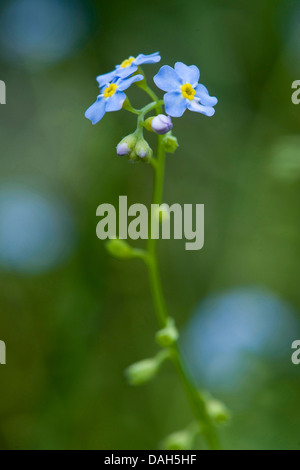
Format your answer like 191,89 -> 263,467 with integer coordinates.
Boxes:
96,52 -> 161,87
85,75 -> 143,125
154,62 -> 217,118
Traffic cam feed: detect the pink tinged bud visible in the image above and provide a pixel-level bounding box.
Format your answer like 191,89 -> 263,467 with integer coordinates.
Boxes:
151,114 -> 173,135
117,142 -> 130,156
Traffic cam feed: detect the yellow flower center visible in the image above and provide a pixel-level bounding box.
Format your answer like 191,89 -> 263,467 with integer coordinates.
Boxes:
104,83 -> 117,98
181,83 -> 195,100
120,57 -> 135,68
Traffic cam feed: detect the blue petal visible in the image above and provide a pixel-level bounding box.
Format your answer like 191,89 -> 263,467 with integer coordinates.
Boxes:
96,71 -> 117,88
118,74 -> 143,91
195,84 -> 218,106
174,62 -> 200,86
153,65 -> 182,92
105,90 -> 126,112
187,100 -> 215,117
164,91 -> 187,117
135,52 -> 161,65
115,64 -> 138,79
85,96 -> 106,124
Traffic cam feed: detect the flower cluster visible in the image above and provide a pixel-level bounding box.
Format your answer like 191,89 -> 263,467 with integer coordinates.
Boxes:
85,52 -> 218,162
116,132 -> 153,162
85,52 -> 161,125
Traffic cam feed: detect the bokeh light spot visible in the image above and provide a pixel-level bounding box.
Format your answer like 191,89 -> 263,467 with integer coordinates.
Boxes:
0,184 -> 77,274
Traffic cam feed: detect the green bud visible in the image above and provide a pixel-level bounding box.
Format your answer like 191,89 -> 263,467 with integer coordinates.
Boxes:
106,238 -> 136,260
121,136 -> 153,163
164,430 -> 193,450
206,399 -> 231,425
162,132 -> 179,154
125,350 -> 169,386
144,116 -> 155,132
125,359 -> 158,386
127,150 -> 140,163
164,423 -> 198,450
156,318 -> 179,347
116,133 -> 137,157
135,138 -> 153,161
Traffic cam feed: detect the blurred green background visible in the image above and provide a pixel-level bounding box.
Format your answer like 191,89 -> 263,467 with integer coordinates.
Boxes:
0,0 -> 300,450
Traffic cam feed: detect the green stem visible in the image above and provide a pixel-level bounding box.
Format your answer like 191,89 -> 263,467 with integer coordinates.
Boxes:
139,101 -> 164,124
146,255 -> 167,329
143,85 -> 161,107
122,97 -> 141,115
146,134 -> 167,329
170,346 -> 221,450
136,67 -> 163,114
142,87 -> 221,450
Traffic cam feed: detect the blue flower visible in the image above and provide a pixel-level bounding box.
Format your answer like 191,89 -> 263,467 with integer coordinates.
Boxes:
153,62 -> 218,118
96,52 -> 161,87
85,75 -> 143,125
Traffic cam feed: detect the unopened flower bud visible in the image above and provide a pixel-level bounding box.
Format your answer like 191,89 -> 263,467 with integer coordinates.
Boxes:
125,359 -> 158,386
116,133 -> 137,157
128,151 -> 139,163
135,138 -> 152,159
151,114 -> 173,135
156,318 -> 179,347
206,399 -> 230,425
117,142 -> 130,156
106,238 -> 135,259
164,430 -> 193,450
162,132 -> 179,154
125,350 -> 169,386
163,423 -> 198,450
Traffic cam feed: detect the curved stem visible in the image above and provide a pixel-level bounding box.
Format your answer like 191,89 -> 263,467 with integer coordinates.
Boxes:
170,346 -> 221,450
143,85 -> 161,106
146,255 -> 167,329
139,101 -> 164,122
142,88 -> 221,450
136,68 -> 163,114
